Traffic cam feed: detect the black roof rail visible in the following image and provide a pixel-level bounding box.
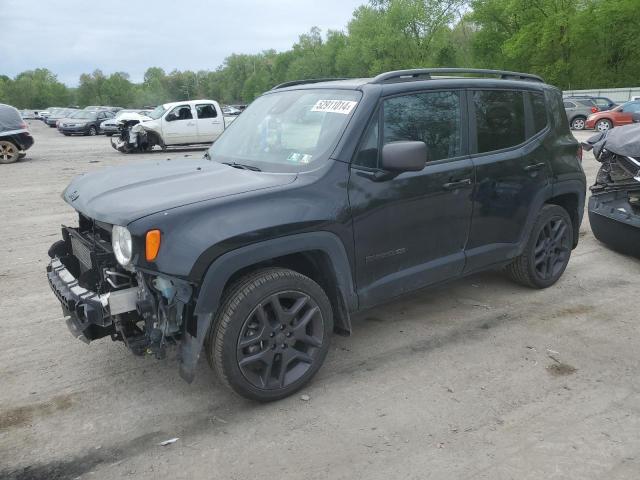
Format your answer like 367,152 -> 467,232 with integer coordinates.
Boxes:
271,78 -> 350,90
370,68 -> 544,84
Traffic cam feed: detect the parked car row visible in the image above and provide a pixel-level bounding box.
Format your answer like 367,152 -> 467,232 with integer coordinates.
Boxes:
563,94 -> 640,132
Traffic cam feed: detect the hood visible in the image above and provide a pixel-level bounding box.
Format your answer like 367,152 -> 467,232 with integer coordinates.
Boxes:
63,159 -> 296,225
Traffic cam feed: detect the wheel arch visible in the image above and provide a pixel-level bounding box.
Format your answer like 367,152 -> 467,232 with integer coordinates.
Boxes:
547,180 -> 586,248
178,231 -> 357,382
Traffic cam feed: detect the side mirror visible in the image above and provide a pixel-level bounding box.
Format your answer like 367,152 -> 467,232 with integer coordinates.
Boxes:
381,141 -> 427,172
166,112 -> 178,122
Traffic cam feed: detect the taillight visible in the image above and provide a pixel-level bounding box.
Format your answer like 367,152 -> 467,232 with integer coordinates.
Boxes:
19,121 -> 27,129
591,107 -> 599,113
577,145 -> 583,163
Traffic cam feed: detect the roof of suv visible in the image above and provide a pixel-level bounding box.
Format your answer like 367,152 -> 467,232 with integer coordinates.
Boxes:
270,68 -> 549,92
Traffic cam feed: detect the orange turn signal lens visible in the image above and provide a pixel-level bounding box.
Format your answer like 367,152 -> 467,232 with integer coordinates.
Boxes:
145,229 -> 161,261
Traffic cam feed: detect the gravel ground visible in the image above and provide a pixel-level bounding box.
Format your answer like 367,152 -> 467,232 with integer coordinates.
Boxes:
1,122 -> 639,480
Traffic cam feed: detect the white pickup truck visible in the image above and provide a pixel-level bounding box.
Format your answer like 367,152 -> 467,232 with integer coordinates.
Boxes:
111,99 -> 236,153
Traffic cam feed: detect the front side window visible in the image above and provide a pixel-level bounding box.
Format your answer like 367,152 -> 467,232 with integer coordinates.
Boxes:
383,91 -> 461,162
168,105 -> 193,121
208,89 -> 361,172
563,101 -> 575,108
196,104 -> 217,119
474,90 -> 525,153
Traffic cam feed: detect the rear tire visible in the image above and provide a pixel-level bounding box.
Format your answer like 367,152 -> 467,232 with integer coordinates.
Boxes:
206,268 -> 333,402
0,140 -> 20,164
88,126 -> 97,136
506,205 -> 573,289
570,116 -> 586,130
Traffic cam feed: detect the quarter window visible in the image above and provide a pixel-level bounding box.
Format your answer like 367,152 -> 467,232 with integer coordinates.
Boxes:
196,104 -> 218,119
383,91 -> 461,162
474,90 -> 525,153
354,115 -> 379,169
531,92 -> 548,134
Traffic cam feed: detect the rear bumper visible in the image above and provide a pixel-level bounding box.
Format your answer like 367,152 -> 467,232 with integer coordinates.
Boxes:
47,257 -> 138,342
2,132 -> 34,151
589,192 -> 640,257
58,125 -> 90,134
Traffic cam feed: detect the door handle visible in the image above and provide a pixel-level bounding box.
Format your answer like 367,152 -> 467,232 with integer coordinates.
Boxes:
442,178 -> 472,190
524,162 -> 546,172
212,121 -> 221,124
187,122 -> 195,126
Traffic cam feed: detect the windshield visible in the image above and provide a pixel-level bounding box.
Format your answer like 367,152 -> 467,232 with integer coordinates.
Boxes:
70,111 -> 97,120
207,89 -> 361,172
148,105 -> 166,120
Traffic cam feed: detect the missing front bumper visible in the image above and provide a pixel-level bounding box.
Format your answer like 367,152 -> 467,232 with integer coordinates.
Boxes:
47,258 -> 138,342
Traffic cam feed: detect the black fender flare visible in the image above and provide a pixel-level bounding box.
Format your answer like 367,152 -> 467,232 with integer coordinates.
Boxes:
517,179 -> 585,256
178,231 -> 357,382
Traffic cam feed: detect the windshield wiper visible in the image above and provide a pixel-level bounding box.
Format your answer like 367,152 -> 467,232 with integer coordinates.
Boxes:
222,161 -> 262,172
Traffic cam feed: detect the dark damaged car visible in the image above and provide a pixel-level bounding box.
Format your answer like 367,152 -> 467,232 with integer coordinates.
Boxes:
47,69 -> 586,401
0,103 -> 34,164
586,124 -> 640,257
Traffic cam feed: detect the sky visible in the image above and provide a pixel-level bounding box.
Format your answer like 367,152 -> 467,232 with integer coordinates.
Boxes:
0,0 -> 366,86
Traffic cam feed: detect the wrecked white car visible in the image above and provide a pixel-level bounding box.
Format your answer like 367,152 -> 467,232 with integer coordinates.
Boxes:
111,100 -> 235,153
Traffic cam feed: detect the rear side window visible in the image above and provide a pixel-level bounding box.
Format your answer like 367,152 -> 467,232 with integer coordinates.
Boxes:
383,91 -> 461,162
563,101 -> 575,108
531,92 -> 548,134
576,99 -> 595,107
473,90 -> 525,153
196,104 -> 218,119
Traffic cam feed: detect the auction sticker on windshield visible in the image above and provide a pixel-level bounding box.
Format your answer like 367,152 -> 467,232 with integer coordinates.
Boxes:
311,100 -> 358,115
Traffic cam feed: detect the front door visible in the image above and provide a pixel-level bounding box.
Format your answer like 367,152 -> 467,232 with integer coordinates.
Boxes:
348,90 -> 474,308
195,103 -> 225,142
162,104 -> 198,144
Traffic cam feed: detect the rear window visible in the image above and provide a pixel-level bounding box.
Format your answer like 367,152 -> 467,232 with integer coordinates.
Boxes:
473,90 -> 525,153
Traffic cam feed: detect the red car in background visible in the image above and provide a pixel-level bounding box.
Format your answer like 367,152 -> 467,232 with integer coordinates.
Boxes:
586,100 -> 640,132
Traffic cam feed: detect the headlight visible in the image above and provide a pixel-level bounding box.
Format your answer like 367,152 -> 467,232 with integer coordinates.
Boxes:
112,225 -> 133,266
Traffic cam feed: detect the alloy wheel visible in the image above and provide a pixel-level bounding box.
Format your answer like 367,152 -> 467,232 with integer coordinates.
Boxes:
533,217 -> 571,281
236,290 -> 324,390
0,141 -> 19,163
571,118 -> 585,130
596,120 -> 611,132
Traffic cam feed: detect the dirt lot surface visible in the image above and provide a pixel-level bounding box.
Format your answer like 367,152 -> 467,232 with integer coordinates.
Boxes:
1,122 -> 639,480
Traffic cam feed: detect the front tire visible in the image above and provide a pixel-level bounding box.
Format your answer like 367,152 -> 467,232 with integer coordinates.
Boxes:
506,205 -> 573,289
206,268 -> 333,402
595,119 -> 612,132
88,126 -> 97,136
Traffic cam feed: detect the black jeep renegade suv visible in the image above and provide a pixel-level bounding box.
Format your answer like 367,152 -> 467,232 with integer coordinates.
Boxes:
47,68 -> 586,401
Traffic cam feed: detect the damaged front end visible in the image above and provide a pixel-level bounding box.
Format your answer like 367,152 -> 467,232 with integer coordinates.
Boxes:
110,116 -> 163,154
586,124 -> 640,257
46,214 -> 193,358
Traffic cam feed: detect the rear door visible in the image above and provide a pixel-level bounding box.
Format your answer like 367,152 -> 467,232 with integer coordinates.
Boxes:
195,103 -> 224,143
348,89 -> 474,307
464,89 -> 552,272
162,104 -> 198,144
